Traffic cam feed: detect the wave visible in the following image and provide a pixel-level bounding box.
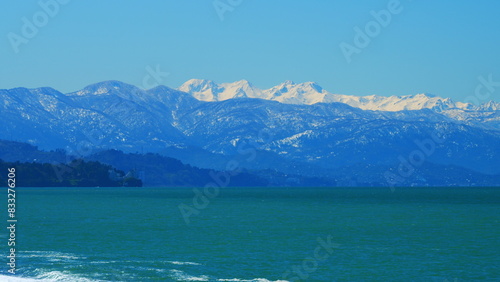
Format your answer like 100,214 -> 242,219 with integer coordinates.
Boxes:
168,270 -> 288,282
10,251 -> 288,282
167,261 -> 202,266
8,251 -> 99,281
0,271 -> 100,282
19,251 -> 85,261
1,272 -> 289,282
169,269 -> 210,281
217,279 -> 289,282
0,274 -> 39,282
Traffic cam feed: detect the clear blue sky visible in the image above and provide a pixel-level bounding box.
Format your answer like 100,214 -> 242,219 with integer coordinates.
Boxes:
1,0 -> 499,102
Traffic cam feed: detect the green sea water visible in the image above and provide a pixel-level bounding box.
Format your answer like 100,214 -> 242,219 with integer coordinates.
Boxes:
1,187 -> 499,281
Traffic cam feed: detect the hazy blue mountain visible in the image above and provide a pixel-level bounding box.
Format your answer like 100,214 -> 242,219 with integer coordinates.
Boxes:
1,81 -> 499,186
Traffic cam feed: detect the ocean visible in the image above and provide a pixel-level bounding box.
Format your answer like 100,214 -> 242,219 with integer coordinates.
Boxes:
1,187 -> 499,281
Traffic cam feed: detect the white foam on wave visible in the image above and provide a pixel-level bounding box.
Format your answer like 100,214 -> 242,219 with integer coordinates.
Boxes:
20,251 -> 85,260
0,274 -> 39,282
89,260 -> 118,264
36,270 -> 99,281
3,270 -> 289,282
169,269 -> 209,281
167,261 -> 202,266
168,270 -> 289,282
217,279 -> 289,282
0,271 -> 100,282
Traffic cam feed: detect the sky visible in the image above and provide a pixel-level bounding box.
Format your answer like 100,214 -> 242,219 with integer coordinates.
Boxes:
1,0 -> 499,103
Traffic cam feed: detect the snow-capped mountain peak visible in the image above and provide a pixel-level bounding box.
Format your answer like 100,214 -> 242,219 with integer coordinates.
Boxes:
178,79 -> 222,101
176,79 -> 498,117
282,80 -> 296,86
68,80 -> 139,97
178,79 -> 217,93
263,81 -> 328,104
177,79 -> 265,101
477,101 -> 500,111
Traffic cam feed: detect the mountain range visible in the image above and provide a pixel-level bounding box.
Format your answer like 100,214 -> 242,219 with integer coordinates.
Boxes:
1,80 -> 499,187
179,79 -> 499,109
179,79 -> 500,130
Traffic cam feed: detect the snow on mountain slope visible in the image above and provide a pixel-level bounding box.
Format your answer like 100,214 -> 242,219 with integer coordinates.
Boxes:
179,79 -> 330,105
177,79 -> 500,132
178,79 -> 497,113
178,79 -> 220,101
178,79 -> 266,101
263,81 -> 328,105
219,80 -> 267,100
2,81 -> 500,184
327,93 -> 468,112
476,101 -> 500,111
